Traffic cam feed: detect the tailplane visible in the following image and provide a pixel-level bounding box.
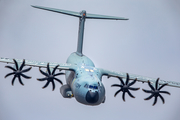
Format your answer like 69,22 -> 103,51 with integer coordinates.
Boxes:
31,5 -> 128,20
31,5 -> 128,56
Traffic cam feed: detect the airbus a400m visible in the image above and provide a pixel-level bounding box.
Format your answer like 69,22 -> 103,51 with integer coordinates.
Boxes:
0,5 -> 179,106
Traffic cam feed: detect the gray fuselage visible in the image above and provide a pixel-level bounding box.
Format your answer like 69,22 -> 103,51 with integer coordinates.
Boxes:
65,52 -> 105,105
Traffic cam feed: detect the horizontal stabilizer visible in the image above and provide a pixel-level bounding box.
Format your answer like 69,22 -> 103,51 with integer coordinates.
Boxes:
31,5 -> 81,17
31,5 -> 128,20
86,13 -> 128,20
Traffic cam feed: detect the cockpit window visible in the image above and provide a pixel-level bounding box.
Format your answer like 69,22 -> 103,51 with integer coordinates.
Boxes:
93,86 -> 98,89
84,84 -> 98,89
84,84 -> 88,88
89,85 -> 93,89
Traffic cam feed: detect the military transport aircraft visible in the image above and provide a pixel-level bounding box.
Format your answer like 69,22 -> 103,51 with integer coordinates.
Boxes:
0,5 -> 180,106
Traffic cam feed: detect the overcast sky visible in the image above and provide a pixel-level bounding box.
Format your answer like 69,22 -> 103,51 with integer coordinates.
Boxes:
0,0 -> 180,120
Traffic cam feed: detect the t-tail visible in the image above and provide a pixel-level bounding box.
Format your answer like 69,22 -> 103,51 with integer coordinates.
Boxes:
31,5 -> 129,56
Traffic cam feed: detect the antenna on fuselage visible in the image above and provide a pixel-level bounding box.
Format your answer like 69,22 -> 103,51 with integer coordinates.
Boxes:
31,5 -> 129,56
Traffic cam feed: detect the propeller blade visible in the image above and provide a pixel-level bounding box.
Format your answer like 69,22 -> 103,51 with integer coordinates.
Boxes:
159,94 -> 165,104
148,81 -> 155,91
19,59 -> 25,71
18,76 -> 24,86
13,59 -> 19,70
39,68 -> 49,77
155,78 -> 159,89
144,94 -> 154,100
152,96 -> 158,106
114,89 -> 122,97
21,67 -> 32,73
125,73 -> 129,85
54,78 -> 63,85
117,77 -> 125,85
128,78 -> 137,86
158,83 -> 168,91
142,89 -> 153,93
47,63 -> 51,75
52,65 -> 59,75
5,66 -> 16,71
21,73 -> 31,79
54,72 -> 65,76
42,81 -> 50,89
128,87 -> 140,91
11,76 -> 16,86
37,77 -> 48,81
159,91 -> 171,95
127,90 -> 135,98
52,81 -> 55,91
122,92 -> 126,101
5,72 -> 15,78
111,84 -> 123,87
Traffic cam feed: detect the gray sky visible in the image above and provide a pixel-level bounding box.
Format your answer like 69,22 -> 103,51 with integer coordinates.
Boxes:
0,0 -> 180,120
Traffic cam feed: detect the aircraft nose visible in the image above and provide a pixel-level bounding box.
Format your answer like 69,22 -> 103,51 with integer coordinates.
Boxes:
86,90 -> 99,103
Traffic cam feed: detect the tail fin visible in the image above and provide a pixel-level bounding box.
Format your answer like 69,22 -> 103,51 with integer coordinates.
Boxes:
32,5 -> 128,56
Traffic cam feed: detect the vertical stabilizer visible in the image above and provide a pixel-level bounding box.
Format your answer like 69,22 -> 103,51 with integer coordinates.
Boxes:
31,5 -> 129,56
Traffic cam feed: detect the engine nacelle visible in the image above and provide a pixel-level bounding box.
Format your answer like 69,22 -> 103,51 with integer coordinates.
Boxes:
60,84 -> 73,98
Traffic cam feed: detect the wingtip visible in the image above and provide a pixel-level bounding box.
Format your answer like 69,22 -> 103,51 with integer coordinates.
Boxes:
31,5 -> 36,8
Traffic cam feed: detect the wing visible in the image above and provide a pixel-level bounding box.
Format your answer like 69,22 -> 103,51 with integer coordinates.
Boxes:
99,68 -> 180,88
0,57 -> 77,71
0,57 -> 77,89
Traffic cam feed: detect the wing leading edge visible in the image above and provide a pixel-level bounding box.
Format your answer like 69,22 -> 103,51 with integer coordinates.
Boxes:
0,57 -> 77,71
99,68 -> 180,88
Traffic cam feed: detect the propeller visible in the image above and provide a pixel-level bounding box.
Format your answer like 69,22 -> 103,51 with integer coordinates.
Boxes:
111,73 -> 140,101
142,78 -> 170,106
37,63 -> 64,91
5,59 -> 32,85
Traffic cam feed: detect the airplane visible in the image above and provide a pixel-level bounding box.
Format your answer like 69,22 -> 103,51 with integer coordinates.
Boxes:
0,5 -> 180,106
